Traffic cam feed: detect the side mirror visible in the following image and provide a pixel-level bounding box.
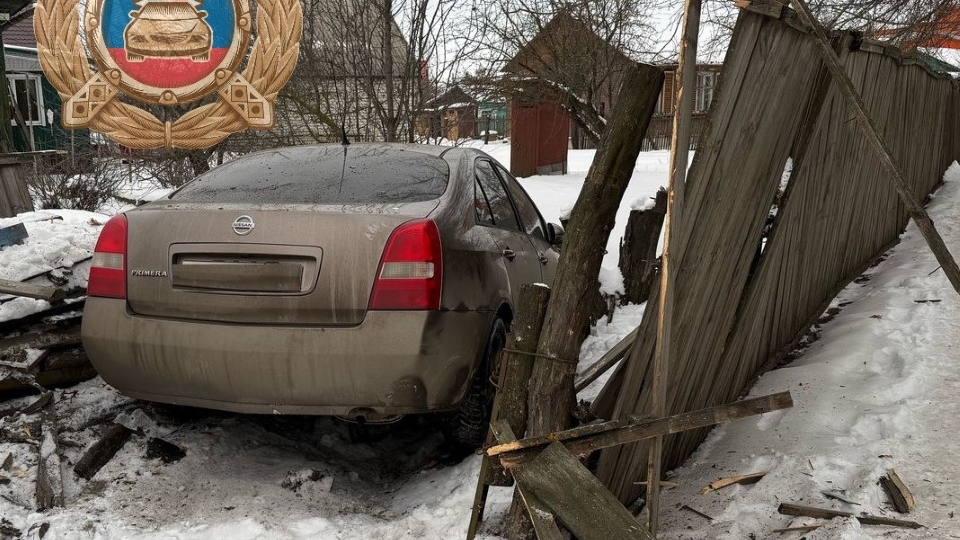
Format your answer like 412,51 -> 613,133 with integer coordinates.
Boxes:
546,222 -> 565,246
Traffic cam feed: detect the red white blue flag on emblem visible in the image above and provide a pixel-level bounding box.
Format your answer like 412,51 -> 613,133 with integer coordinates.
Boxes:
102,0 -> 235,88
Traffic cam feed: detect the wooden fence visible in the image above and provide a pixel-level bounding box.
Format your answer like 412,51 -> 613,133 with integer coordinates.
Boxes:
592,5 -> 960,504
0,157 -> 34,218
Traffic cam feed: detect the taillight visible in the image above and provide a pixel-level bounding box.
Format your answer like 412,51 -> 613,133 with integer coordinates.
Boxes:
369,219 -> 442,310
88,214 -> 128,299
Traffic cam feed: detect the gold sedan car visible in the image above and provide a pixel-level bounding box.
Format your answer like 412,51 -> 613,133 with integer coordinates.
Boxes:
81,144 -> 562,446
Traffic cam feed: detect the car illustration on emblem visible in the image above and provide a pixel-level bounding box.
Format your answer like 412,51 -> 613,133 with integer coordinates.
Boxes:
124,0 -> 213,62
231,215 -> 255,235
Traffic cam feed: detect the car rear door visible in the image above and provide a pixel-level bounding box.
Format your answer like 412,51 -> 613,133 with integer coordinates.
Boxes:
493,163 -> 559,284
474,159 -> 542,306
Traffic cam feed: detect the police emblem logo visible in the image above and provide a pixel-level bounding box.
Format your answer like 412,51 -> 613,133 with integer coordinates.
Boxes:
34,0 -> 301,149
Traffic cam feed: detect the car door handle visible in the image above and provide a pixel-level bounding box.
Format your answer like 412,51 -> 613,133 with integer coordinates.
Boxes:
538,252 -> 548,265
502,248 -> 516,261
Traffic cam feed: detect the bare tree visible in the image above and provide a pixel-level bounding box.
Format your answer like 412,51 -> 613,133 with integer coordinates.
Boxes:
455,0 -> 659,145
274,0 -> 463,144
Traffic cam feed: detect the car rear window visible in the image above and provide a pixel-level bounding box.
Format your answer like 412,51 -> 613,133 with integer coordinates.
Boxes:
169,146 -> 449,204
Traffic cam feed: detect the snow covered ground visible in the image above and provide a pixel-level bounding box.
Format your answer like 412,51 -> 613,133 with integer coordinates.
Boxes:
1,147 -> 959,539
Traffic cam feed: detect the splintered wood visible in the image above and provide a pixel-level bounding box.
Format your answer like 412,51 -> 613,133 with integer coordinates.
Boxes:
700,472 -> 766,494
470,392 -> 792,539
879,469 -> 915,513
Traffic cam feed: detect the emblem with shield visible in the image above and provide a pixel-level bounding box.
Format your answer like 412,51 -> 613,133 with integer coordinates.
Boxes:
34,0 -> 301,149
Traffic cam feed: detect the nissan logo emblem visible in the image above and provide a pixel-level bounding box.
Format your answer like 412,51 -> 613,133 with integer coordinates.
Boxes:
232,215 -> 255,235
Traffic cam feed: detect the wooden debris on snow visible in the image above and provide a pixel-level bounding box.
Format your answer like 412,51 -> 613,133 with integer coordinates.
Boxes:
879,469 -> 915,513
821,489 -> 860,506
73,423 -> 134,480
778,503 -> 923,529
34,406 -> 64,510
772,525 -> 822,534
699,472 -> 767,494
0,278 -> 65,303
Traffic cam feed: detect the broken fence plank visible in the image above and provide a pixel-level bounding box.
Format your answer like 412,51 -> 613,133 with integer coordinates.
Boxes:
74,423 -> 134,481
880,469 -> 915,513
466,419 -> 519,540
489,392 -> 793,466
512,442 -> 653,540
0,278 -> 65,303
516,482 -> 565,540
778,503 -> 924,529
574,327 -> 637,392
700,472 -> 766,494
35,409 -> 63,510
0,222 -> 27,248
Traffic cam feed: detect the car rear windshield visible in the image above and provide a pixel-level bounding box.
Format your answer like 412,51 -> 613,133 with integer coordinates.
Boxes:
169,146 -> 449,204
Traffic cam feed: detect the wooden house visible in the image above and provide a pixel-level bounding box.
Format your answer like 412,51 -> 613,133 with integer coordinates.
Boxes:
503,11 -> 723,177
415,86 -> 478,142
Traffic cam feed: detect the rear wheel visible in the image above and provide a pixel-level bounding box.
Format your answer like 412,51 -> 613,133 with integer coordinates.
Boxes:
448,318 -> 507,449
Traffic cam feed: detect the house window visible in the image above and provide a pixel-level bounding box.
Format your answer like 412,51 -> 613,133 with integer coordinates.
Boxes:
695,71 -> 715,113
7,75 -> 45,126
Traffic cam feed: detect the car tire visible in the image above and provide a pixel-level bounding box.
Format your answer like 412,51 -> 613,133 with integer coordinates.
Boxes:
448,317 -> 507,449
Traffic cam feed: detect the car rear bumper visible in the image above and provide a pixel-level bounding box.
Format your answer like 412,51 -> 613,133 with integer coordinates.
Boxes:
81,297 -> 490,415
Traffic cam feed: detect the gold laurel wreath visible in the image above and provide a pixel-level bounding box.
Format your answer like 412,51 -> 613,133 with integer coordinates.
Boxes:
34,0 -> 301,149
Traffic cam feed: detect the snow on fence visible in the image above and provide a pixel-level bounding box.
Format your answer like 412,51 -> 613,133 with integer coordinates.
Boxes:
592,4 -> 960,504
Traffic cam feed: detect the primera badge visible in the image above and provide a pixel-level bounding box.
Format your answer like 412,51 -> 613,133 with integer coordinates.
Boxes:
34,0 -> 302,149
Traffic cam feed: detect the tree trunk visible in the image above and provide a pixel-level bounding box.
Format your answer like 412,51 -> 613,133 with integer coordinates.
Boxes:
524,62 -> 663,440
382,0 -> 396,142
497,285 -> 551,540
619,188 -> 667,305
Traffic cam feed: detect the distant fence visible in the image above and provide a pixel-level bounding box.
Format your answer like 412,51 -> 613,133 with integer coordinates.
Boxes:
641,114 -> 709,151
593,5 -> 960,504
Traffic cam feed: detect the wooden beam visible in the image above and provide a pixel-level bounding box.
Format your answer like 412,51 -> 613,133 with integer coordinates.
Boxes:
778,503 -> 923,529
788,0 -> 960,297
0,278 -> 64,302
512,442 -> 653,540
490,392 -> 792,466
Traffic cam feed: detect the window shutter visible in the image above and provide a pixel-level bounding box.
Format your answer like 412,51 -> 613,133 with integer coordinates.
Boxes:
662,71 -> 675,114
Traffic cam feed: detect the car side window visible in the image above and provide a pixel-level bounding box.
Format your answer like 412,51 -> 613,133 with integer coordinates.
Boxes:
494,164 -> 546,240
475,178 -> 496,226
475,160 -> 521,231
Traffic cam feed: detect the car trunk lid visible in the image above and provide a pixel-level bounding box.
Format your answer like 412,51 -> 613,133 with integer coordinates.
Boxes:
125,202 -> 438,325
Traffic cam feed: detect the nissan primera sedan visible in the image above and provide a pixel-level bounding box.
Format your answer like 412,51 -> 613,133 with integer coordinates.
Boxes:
81,144 -> 562,445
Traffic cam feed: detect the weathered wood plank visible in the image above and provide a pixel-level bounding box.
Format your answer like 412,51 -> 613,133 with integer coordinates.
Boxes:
512,442 -> 653,540
0,278 -> 65,303
516,482 -> 565,540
